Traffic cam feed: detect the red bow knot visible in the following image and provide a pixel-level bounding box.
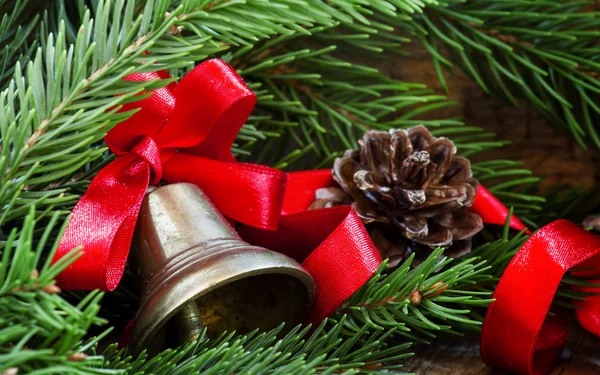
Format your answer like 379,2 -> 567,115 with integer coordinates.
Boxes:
127,136 -> 163,184
53,59 -> 287,291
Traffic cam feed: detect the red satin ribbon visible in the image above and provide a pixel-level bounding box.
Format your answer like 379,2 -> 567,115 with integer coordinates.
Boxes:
481,220 -> 600,375
472,185 -> 529,233
53,59 -> 287,290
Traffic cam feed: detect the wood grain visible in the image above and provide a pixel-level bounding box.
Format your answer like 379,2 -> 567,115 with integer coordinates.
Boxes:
376,42 -> 600,374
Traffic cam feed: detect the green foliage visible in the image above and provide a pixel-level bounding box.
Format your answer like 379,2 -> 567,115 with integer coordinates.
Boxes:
102,319 -> 412,375
0,0 -> 547,228
0,0 -> 198,225
0,0 -> 597,374
334,249 -> 494,343
412,0 -> 600,150
228,26 -> 545,220
334,220 -> 530,344
1,208 -> 415,374
0,208 -> 109,374
0,0 -> 40,84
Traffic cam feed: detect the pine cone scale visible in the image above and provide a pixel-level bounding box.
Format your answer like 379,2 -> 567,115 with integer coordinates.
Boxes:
390,129 -> 413,183
425,139 -> 455,186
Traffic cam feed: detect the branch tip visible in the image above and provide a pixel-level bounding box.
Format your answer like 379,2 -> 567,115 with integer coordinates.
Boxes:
67,352 -> 88,361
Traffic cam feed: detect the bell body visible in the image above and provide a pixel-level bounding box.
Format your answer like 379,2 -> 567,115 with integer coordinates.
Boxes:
129,183 -> 315,354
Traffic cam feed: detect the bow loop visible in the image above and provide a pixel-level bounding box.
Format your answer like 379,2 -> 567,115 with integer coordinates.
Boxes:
482,220 -> 600,375
153,59 -> 256,160
105,59 -> 256,161
105,72 -> 175,154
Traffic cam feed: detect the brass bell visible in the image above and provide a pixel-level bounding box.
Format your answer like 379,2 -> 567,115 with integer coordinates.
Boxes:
128,183 -> 316,354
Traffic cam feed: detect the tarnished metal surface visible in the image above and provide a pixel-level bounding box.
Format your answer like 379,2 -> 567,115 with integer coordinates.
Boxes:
129,183 -> 315,354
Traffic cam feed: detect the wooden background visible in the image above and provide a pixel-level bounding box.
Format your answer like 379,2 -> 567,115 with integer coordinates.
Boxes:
382,43 -> 600,374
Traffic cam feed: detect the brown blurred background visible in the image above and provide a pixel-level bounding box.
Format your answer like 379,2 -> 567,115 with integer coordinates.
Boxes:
384,43 -> 600,375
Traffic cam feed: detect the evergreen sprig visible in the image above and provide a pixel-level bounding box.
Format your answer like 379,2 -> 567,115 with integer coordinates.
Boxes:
228,32 -> 545,219
0,0 -> 342,225
0,208 -> 110,374
412,0 -> 600,150
0,207 -> 415,374
0,0 -> 40,84
102,319 -> 412,375
0,0 -> 546,229
334,248 -> 494,343
335,216 -> 595,344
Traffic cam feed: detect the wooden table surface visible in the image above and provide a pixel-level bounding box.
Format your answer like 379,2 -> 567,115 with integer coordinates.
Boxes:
377,40 -> 600,374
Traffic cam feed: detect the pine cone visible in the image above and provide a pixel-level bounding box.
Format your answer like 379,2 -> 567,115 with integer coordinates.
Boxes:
310,126 -> 483,266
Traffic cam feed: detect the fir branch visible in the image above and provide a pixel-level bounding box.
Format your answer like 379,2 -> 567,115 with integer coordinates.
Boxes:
0,0 -> 346,226
102,319 -> 412,375
0,0 -> 42,84
329,231 -> 513,344
0,0 -> 551,231
411,0 -> 600,150
1,0 -> 183,225
229,38 -> 545,219
3,2 -> 591,373
0,207 -> 110,374
526,184 -> 599,228
337,215 -> 597,345
332,248 -> 496,343
0,207 -> 415,374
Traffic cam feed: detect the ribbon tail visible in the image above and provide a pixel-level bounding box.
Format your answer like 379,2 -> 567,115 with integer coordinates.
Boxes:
471,185 -> 530,233
163,154 -> 286,230
53,156 -> 150,291
481,220 -> 600,375
302,208 -> 382,324
238,206 -> 382,324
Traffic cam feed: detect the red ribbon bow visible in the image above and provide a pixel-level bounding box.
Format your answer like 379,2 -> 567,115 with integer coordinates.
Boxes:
53,59 -> 287,290
482,220 -> 600,375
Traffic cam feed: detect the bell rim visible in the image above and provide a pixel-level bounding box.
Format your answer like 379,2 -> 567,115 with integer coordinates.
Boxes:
129,246 -> 316,354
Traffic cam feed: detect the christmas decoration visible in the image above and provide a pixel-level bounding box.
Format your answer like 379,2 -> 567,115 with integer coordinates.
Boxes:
2,1 -> 600,375
310,126 -> 484,265
127,183 -> 315,354
50,57 -> 384,348
46,56 -> 526,354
